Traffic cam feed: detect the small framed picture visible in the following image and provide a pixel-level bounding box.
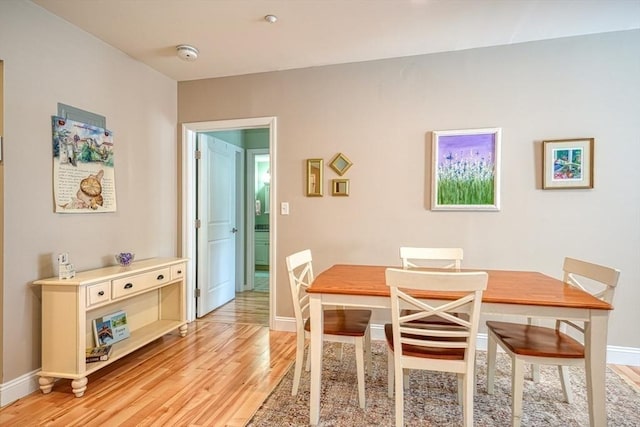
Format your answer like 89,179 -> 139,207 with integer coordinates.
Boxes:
332,179 -> 349,196
542,138 -> 594,189
329,153 -> 353,176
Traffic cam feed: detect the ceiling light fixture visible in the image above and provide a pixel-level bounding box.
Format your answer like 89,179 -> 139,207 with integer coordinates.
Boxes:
264,14 -> 278,24
176,44 -> 199,62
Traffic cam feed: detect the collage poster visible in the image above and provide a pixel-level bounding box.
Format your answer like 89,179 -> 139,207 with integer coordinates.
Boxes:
51,116 -> 117,213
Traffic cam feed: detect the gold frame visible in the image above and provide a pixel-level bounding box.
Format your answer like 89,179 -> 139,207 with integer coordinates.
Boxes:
329,153 -> 353,176
331,179 -> 349,196
306,159 -> 323,196
542,138 -> 594,189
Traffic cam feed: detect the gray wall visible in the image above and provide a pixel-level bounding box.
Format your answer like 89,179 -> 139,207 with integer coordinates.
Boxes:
179,30 -> 640,350
0,0 -> 178,387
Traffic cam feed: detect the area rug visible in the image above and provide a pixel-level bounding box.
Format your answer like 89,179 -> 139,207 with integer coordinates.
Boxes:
248,342 -> 639,426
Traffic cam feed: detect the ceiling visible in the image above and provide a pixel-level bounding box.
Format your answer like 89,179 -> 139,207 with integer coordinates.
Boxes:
32,0 -> 640,82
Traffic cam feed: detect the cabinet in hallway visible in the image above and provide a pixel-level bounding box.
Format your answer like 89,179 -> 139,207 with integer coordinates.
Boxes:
255,230 -> 269,266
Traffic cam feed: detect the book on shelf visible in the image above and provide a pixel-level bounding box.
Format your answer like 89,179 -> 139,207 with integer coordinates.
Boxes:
85,344 -> 113,363
93,310 -> 130,346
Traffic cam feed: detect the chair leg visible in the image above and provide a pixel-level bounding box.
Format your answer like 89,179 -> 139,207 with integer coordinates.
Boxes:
457,358 -> 477,405
355,337 -> 366,409
558,365 -> 573,403
511,358 -> 524,427
463,373 -> 474,427
387,346 -> 408,396
531,363 -> 540,382
292,333 -> 305,396
365,326 -> 372,374
461,358 -> 478,403
487,333 -> 497,394
394,358 -> 404,427
387,347 -> 394,398
474,356 -> 478,396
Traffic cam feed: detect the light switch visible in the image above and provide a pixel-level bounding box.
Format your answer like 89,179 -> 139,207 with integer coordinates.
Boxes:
280,202 -> 290,215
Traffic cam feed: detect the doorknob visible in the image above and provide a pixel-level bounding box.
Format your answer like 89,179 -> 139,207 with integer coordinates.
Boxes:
231,227 -> 238,233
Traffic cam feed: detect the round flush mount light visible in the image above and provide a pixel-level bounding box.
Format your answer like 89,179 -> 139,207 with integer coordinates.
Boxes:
176,44 -> 199,62
264,14 -> 278,23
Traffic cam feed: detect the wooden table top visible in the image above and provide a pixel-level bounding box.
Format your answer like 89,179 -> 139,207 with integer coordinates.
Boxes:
308,264 -> 612,310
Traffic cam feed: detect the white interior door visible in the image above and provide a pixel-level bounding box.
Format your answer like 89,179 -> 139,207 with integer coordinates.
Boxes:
196,134 -> 238,317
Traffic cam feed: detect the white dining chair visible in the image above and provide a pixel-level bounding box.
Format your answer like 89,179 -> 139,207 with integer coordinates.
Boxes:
486,257 -> 620,427
399,247 -> 464,325
285,249 -> 372,408
398,247 -> 468,397
385,268 -> 487,427
400,246 -> 463,270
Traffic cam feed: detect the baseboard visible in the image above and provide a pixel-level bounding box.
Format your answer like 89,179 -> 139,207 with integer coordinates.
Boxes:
601,345 -> 640,366
274,315 -> 296,333
0,369 -> 41,408
3,320 -> 636,409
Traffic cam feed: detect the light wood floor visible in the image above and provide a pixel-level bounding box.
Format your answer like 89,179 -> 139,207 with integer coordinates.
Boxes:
0,290 -> 290,427
1,291 -> 638,426
203,290 -> 269,326
610,364 -> 640,390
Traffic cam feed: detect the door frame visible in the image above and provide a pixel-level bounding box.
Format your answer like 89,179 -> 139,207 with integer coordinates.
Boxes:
181,117 -> 277,327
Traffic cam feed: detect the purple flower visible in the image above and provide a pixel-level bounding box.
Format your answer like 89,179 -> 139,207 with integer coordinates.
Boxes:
115,252 -> 135,266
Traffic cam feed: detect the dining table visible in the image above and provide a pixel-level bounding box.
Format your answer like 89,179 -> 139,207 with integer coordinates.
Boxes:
306,264 -> 613,426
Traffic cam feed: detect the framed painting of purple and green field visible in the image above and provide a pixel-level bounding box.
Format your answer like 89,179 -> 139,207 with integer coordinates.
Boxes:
542,138 -> 594,189
431,128 -> 501,211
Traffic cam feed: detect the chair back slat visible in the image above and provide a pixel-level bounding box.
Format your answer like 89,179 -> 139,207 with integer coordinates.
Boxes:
286,249 -> 315,328
400,247 -> 463,270
386,268 -> 487,362
563,257 -> 620,304
558,257 -> 620,336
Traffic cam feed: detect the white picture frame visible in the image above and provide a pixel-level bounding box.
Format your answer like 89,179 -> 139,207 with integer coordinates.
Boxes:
431,128 -> 501,211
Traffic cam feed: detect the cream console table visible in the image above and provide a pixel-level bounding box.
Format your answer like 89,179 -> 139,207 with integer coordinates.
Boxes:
34,257 -> 188,397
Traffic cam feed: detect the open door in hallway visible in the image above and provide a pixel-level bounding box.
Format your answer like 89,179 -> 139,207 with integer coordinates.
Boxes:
196,134 -> 239,317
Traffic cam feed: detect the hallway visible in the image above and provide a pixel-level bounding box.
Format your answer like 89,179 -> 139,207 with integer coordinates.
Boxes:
200,290 -> 269,326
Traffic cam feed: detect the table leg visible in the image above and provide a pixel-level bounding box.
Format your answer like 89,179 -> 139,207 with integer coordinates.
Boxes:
585,311 -> 609,427
309,295 -> 324,425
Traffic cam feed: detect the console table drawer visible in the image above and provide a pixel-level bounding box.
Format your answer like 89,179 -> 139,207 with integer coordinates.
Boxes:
171,263 -> 185,280
112,268 -> 171,299
86,281 -> 111,307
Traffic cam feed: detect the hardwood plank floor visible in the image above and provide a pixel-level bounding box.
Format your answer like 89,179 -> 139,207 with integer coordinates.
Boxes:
610,364 -> 640,390
202,290 -> 269,326
1,290 -> 637,426
0,290 -> 292,427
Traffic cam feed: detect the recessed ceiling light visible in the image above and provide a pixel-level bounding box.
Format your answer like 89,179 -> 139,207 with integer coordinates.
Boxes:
264,14 -> 278,24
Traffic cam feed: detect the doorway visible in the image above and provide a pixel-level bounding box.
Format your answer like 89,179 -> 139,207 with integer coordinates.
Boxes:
181,117 -> 277,327
247,149 -> 270,294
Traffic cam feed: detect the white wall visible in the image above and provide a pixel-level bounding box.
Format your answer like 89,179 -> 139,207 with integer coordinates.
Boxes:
179,30 -> 640,350
0,0 -> 178,390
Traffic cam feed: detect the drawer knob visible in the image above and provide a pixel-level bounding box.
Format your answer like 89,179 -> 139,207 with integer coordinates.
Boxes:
177,270 -> 182,274
124,283 -> 133,289
157,274 -> 165,280
98,290 -> 105,296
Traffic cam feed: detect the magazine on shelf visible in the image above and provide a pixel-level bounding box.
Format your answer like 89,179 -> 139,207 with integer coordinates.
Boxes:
93,310 -> 130,346
85,344 -> 113,363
